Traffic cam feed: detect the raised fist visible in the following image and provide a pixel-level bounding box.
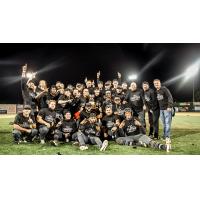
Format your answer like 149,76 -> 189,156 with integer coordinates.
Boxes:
117,72 -> 121,78
22,64 -> 27,72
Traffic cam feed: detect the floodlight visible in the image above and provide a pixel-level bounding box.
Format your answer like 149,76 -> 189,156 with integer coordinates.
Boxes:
128,74 -> 138,80
184,63 -> 199,80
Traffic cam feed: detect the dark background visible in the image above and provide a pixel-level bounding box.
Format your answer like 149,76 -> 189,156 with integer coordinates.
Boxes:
0,43 -> 200,103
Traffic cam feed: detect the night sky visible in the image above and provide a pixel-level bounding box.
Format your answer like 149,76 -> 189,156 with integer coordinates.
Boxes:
0,43 -> 200,104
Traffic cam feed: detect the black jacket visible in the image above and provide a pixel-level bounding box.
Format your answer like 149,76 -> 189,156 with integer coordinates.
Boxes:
144,88 -> 159,111
156,86 -> 173,110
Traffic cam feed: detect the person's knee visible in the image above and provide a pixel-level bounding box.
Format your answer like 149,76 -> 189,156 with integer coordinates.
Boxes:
139,135 -> 151,145
54,130 -> 63,140
72,132 -> 78,141
31,129 -> 38,136
116,138 -> 124,145
12,130 -> 22,141
39,126 -> 49,134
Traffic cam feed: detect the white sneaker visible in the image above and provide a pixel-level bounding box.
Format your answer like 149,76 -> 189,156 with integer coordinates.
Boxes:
139,141 -> 147,148
166,138 -> 172,152
72,141 -> 79,146
40,139 -> 45,144
52,140 -> 58,147
100,140 -> 108,151
66,139 -> 70,143
79,146 -> 88,151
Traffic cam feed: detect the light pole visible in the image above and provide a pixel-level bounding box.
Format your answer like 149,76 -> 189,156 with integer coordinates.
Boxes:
184,61 -> 199,107
193,78 -> 195,105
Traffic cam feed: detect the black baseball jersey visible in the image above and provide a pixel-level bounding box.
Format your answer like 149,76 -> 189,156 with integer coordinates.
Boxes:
14,113 -> 36,128
120,118 -> 144,136
80,122 -> 100,136
59,119 -> 77,133
102,114 -> 119,130
125,89 -> 145,112
38,108 -> 57,124
21,77 -> 37,110
36,87 -> 48,109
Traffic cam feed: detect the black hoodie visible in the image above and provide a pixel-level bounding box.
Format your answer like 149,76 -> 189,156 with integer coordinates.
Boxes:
156,86 -> 173,110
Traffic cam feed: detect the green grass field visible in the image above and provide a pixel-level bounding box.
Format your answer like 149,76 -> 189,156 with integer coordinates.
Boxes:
0,113 -> 200,155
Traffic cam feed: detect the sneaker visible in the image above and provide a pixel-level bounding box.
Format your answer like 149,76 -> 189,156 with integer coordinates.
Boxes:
15,140 -> 22,145
149,135 -> 154,139
79,146 -> 88,151
153,134 -> 159,140
72,141 -> 79,146
32,135 -> 38,142
52,140 -> 58,147
138,141 -> 147,148
100,140 -> 108,151
166,138 -> 171,152
23,137 -> 27,143
40,139 -> 45,144
65,138 -> 70,143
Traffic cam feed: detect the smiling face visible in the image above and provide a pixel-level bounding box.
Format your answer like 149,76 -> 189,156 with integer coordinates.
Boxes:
28,82 -> 35,89
65,112 -> 71,120
122,83 -> 127,90
48,101 -> 56,110
86,80 -> 92,88
153,80 -> 161,90
51,87 -> 57,95
142,83 -> 149,91
64,90 -> 71,97
105,91 -> 111,98
130,82 -> 137,91
39,80 -> 47,89
22,109 -> 31,117
89,116 -> 96,123
94,89 -> 100,96
105,107 -> 112,116
125,111 -> 132,120
83,89 -> 89,97
113,80 -> 118,88
114,97 -> 121,105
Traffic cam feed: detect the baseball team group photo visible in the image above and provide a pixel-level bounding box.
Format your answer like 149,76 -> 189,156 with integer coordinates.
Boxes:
0,43 -> 199,155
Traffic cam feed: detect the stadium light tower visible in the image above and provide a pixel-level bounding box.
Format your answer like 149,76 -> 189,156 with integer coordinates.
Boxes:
128,74 -> 138,81
184,61 -> 200,105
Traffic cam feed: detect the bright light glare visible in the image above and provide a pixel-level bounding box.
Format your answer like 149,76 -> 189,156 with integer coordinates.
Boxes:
26,72 -> 33,79
26,72 -> 37,79
128,74 -> 138,80
184,63 -> 199,80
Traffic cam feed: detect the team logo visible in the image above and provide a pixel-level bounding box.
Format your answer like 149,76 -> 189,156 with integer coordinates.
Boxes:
127,125 -> 136,133
107,121 -> 114,128
157,94 -> 164,101
22,122 -> 30,128
85,128 -> 96,134
62,126 -> 73,133
45,115 -> 54,123
145,94 -> 150,102
130,95 -> 140,102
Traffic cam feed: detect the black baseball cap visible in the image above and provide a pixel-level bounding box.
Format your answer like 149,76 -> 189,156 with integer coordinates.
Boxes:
23,105 -> 31,110
85,102 -> 92,107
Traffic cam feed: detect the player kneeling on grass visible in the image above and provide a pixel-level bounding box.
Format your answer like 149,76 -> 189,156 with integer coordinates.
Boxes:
53,110 -> 78,146
101,106 -> 120,140
37,100 -> 59,144
77,113 -> 108,151
12,105 -> 38,144
116,108 -> 171,152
